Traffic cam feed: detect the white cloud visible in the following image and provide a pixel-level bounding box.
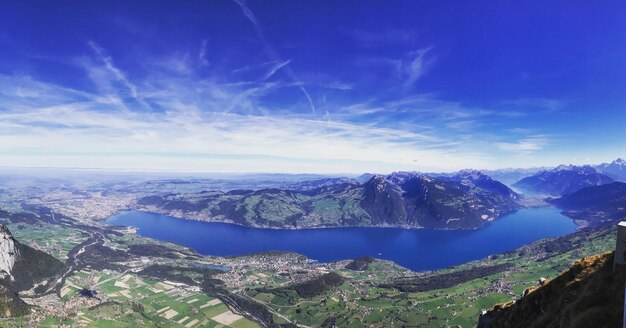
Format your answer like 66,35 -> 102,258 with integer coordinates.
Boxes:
230,0 -> 316,113
0,103 -> 482,172
504,98 -> 565,112
0,39 -> 561,174
356,47 -> 435,87
0,66 -> 503,173
152,54 -> 193,75
496,136 -> 548,153
87,41 -> 139,98
263,60 -> 291,81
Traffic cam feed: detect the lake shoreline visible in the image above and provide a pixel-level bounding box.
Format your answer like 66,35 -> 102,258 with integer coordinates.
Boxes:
105,207 -> 577,272
112,207 -> 528,232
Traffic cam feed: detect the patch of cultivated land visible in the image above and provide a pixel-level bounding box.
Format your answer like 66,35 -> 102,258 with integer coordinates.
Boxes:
6,223 -> 88,260
48,269 -> 258,327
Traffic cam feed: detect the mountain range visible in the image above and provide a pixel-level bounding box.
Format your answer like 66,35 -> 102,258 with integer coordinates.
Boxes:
480,167 -> 546,187
136,171 -> 521,230
513,165 -> 614,196
596,158 -> 626,181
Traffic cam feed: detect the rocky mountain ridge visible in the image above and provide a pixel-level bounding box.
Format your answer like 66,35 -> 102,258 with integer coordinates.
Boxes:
596,158 -> 626,181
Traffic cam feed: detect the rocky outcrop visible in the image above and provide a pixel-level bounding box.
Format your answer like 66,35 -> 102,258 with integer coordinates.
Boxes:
0,226 -> 17,283
478,252 -> 625,328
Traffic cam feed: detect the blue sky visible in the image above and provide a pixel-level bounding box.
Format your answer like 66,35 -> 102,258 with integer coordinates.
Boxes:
0,1 -> 625,173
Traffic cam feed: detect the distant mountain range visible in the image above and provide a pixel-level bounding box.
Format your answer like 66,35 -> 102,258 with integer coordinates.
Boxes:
136,171 -> 521,230
285,177 -> 359,191
115,174 -> 350,194
480,167 -> 546,187
513,165 -> 614,196
596,158 -> 626,181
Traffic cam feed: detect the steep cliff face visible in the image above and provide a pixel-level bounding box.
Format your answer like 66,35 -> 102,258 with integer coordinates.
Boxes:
0,226 -> 17,282
478,252 -> 625,328
9,233 -> 65,293
0,224 -> 65,318
0,226 -> 23,318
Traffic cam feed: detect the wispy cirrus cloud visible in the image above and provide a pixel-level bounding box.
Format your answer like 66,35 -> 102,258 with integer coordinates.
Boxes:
87,41 -> 139,98
151,53 -> 193,75
83,41 -> 156,112
231,0 -> 316,114
263,60 -> 291,81
0,35 -> 557,173
356,46 -> 435,87
403,47 -> 433,87
0,62 -> 512,173
0,78 -> 474,172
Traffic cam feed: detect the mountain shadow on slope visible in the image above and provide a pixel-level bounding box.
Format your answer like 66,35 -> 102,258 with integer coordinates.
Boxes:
548,182 -> 626,227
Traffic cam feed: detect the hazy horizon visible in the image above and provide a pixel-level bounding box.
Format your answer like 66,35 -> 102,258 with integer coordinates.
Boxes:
0,156 -> 622,177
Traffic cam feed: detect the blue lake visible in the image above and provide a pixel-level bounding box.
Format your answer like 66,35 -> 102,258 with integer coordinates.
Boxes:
106,207 -> 576,272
